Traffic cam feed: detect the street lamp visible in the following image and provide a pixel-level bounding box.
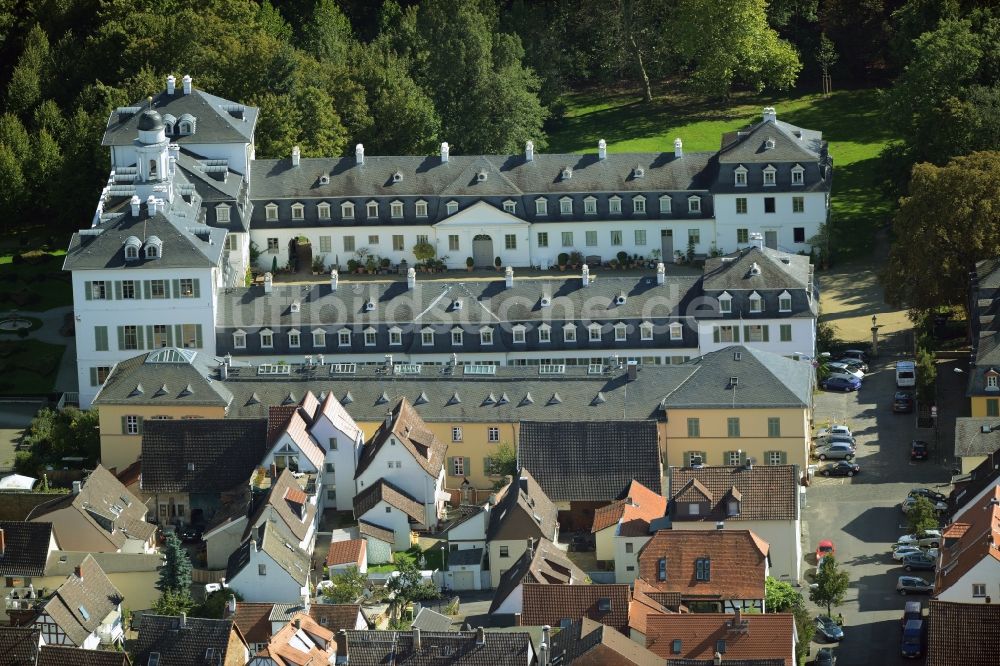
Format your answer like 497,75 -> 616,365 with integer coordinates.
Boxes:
871,314 -> 880,358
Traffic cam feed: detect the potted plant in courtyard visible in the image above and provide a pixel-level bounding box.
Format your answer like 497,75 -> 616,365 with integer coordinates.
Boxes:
412,240 -> 436,271
466,257 -> 474,271
569,250 -> 582,269
558,252 -> 569,271
617,251 -> 629,269
494,256 -> 502,271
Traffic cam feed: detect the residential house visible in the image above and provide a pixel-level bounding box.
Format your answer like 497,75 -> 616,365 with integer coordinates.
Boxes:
30,555 -> 124,649
519,420 -> 662,531
949,447 -> 1000,516
627,578 -> 677,645
27,467 -> 154,554
520,583 -> 631,634
247,612 -> 336,666
953,418 -> 1000,474
926,599 -> 1000,666
140,418 -> 268,527
637,530 -> 770,613
357,522 -> 394,566
262,401 -> 327,487
0,625 -> 44,663
440,546 -> 486,592
485,471 -> 560,590
411,607 -> 453,633
966,259 -> 1000,422
934,485 -> 1000,602
230,602 -> 368,655
0,522 -> 57,622
304,391 -> 365,512
133,613 -> 250,666
591,479 -> 668,583
325,539 -> 367,575
547,618 -> 663,666
661,345 -> 813,471
226,520 -> 311,605
36,551 -> 162,619
352,480 -> 423,552
354,397 -> 448,531
341,627 -> 534,664
37,645 -> 132,666
488,539 -> 586,616
667,463 -> 801,581
644,611 -> 796,665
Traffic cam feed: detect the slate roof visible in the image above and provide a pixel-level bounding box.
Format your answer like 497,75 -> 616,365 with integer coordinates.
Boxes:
355,397 -> 447,479
0,521 -> 52,576
411,607 -> 454,633
488,539 -> 586,614
102,84 -> 257,146
667,465 -> 799,523
663,346 -> 812,409
133,614 -> 242,666
549,617 -> 662,666
645,613 -> 795,665
518,420 -> 661,502
140,418 -> 268,493
486,470 -> 559,542
954,418 -> 1000,457
934,485 -> 1000,596
521,583 -> 632,634
591,479 -> 667,536
37,645 -> 131,666
720,116 -> 823,164
637,530 -> 769,600
447,548 -> 483,567
927,599 -> 1000,666
39,555 -> 123,647
353,479 -> 425,522
343,628 -> 532,665
27,466 -> 154,550
227,520 -> 311,586
702,246 -> 811,292
0,626 -> 41,664
93,349 -> 232,408
326,539 -> 366,568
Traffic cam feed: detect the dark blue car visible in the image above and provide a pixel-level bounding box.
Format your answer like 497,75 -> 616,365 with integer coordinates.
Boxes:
821,376 -> 861,392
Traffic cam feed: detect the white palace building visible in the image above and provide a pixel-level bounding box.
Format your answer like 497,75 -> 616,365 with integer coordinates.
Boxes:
65,75 -> 830,408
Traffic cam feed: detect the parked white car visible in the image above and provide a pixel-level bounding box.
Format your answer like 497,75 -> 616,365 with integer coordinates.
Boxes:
827,362 -> 865,380
901,496 -> 948,513
896,530 -> 942,548
891,545 -> 924,561
816,424 -> 853,439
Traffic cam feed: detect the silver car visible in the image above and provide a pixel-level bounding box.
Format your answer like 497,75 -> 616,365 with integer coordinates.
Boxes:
815,443 -> 856,461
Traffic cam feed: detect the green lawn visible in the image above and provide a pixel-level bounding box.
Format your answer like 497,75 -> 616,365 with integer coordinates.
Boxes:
0,339 -> 65,395
546,86 -> 898,258
369,546 -> 445,573
0,252 -> 72,311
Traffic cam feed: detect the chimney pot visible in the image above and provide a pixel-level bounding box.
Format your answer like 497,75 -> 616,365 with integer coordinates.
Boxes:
72,480 -> 82,495
263,272 -> 273,294
130,196 -> 141,217
179,611 -> 186,628
182,74 -> 192,95
763,106 -> 777,123
475,626 -> 485,646
293,618 -> 301,630
582,264 -> 590,287
525,140 -> 534,162
355,143 -> 364,165
335,629 -> 349,663
384,411 -> 393,430
291,146 -> 300,167
656,262 -> 665,285
407,267 -> 416,290
598,139 -> 607,160
330,270 -> 338,291
505,266 -> 514,289
441,142 -> 449,163
413,626 -> 421,651
674,138 -> 683,158
714,651 -> 723,666
166,75 -> 176,95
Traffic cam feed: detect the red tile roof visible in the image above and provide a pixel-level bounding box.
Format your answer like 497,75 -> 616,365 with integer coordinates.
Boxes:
355,398 -> 447,479
935,485 -> 1000,596
521,583 -> 631,634
645,612 -> 795,665
591,480 -> 667,536
232,602 -> 275,643
258,612 -> 336,666
927,599 -> 1000,666
326,539 -> 366,568
637,530 -> 768,601
629,578 -> 676,636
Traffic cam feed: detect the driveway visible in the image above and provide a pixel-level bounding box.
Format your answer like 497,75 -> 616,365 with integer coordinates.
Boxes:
804,355 -> 950,664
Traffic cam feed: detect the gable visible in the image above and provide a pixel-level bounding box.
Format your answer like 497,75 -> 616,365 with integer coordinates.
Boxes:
433,200 -> 531,228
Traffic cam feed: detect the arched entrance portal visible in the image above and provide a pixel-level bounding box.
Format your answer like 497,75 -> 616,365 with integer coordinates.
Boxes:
472,234 -> 494,268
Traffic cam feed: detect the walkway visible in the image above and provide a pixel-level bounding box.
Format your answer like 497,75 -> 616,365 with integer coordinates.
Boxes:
0,305 -> 77,395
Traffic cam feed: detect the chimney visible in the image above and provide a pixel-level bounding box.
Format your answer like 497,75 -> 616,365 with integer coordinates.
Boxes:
440,142 -> 449,163
475,627 -> 485,646
987,596 -> 992,604
355,143 -> 364,165
413,627 -> 421,651
582,264 -> 590,287
179,612 -> 186,628
733,608 -> 742,626
335,629 -> 349,664
291,146 -> 300,167
518,476 -> 528,492
250,538 -> 258,553
219,362 -> 228,380
0,528 -> 4,556
330,269 -> 338,291
318,354 -> 324,366
674,138 -> 683,158
74,564 -> 83,581
293,618 -> 301,630
541,626 -> 551,654
538,641 -> 548,666
505,266 -> 514,289
226,595 -> 236,616
407,267 -> 416,290
147,194 -> 157,215
656,262 -> 665,285
627,363 -> 638,382
716,521 -> 724,530
384,410 -> 393,430
714,652 -> 723,666
72,481 -> 82,495
598,139 -> 607,160
763,106 -> 776,123
526,538 -> 534,558
166,75 -> 176,95
525,140 -> 534,162
130,195 -> 141,217
182,74 -> 192,95
746,457 -> 754,470
263,272 -> 273,294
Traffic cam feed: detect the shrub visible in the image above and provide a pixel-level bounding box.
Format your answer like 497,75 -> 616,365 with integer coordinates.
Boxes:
616,250 -> 629,265
466,256 -> 474,267
558,252 -> 569,266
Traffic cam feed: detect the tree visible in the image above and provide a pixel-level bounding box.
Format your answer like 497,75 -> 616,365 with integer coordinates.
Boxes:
386,560 -> 440,621
906,496 -> 940,534
322,566 -> 367,604
193,589 -> 243,619
815,32 -> 838,92
412,240 -> 436,264
157,531 -> 193,594
809,555 -> 850,617
883,152 -> 1000,313
915,347 -> 937,407
485,443 -> 518,484
765,576 -> 800,612
303,0 -> 355,65
153,588 -> 194,616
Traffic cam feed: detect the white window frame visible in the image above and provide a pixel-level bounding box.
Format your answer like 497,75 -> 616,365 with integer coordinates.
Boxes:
563,324 -> 577,343
585,230 -> 597,247
216,204 -> 230,223
338,329 -> 351,347
480,327 -> 493,345
366,200 -> 379,218
609,196 -> 622,214
583,197 -> 597,215
363,328 -> 377,346
415,200 -> 428,218
317,202 -> 331,220
452,427 -> 463,442
512,325 -> 526,344
610,230 -> 623,246
265,203 -> 278,221
632,196 -> 646,213
614,323 -> 628,342
488,427 -> 500,443
719,292 -> 732,314
659,196 -> 672,214
288,330 -> 301,348
635,229 -> 647,246
749,292 -> 762,313
640,322 -> 654,341
125,415 -> 139,435
260,329 -> 273,349
390,200 -> 404,218
736,197 -> 748,215
502,200 -> 516,214
451,328 -> 463,346
389,327 -> 402,346
312,330 -> 326,347
791,164 -> 805,185
233,330 -> 246,349
669,323 -> 683,340
291,203 -> 304,220
535,198 -> 547,215
793,196 -> 805,213
778,291 -> 792,312
341,202 -> 355,219
688,196 -> 701,214
763,165 -> 776,186
589,324 -> 602,341
421,327 -> 435,346
446,200 -> 459,215
559,197 -> 573,215
734,166 -> 748,187
538,324 -> 551,343
452,457 -> 465,476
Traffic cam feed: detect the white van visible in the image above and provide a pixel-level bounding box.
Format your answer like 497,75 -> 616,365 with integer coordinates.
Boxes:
896,360 -> 916,388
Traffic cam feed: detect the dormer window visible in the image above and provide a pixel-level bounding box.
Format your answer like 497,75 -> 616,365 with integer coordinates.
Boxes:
502,200 -> 516,214
988,372 -> 999,390
319,174 -> 330,185
669,322 -> 683,340
366,201 -> 379,218
614,322 -> 628,342
634,166 -> 645,179
609,196 -> 622,214
791,164 -> 804,185
659,195 -> 672,214
124,236 -> 141,262
719,292 -> 732,313
145,236 -> 162,259
588,323 -> 602,341
764,137 -> 775,150
583,197 -> 597,215
633,196 -> 646,214
537,324 -> 551,343
688,196 -> 701,214
291,203 -> 304,220
415,200 -> 428,218
390,201 -> 403,218
727,500 -> 741,516
563,323 -> 577,342
446,200 -> 459,215
512,325 -> 526,344
178,114 -> 195,135
778,291 -> 792,312
451,328 -> 463,346
265,203 -> 278,221
317,202 -> 331,220
641,322 -> 654,341
763,165 -> 776,186
260,329 -> 273,349
749,291 -> 762,313
480,327 -> 493,345
216,204 -> 231,223
341,202 -> 355,219
288,329 -> 300,348
734,165 -> 748,187
559,197 -> 573,215
233,330 -> 246,349
561,167 -> 572,180
535,198 -> 547,215
421,327 -> 434,346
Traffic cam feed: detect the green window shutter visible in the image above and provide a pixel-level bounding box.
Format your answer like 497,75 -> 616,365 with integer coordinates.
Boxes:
164,280 -> 172,298
762,325 -> 769,342
89,367 -> 98,386
175,325 -> 183,348
137,417 -> 143,434
733,326 -> 740,342
743,325 -> 750,341
172,280 -> 180,298
195,324 -> 203,349
683,451 -> 692,467
699,451 -> 708,465
143,281 -> 151,299
134,281 -> 142,299
739,451 -> 748,466
84,282 -> 92,301
113,281 -> 122,299
192,279 -> 201,298
723,450 -> 733,465
779,451 -> 788,465
463,457 -> 471,476
447,457 -> 454,475
116,327 -> 125,350
94,327 -> 107,352
166,326 -> 174,347
713,328 -> 720,343
135,327 -> 145,350
120,416 -> 128,434
483,457 -> 492,474
145,326 -> 153,350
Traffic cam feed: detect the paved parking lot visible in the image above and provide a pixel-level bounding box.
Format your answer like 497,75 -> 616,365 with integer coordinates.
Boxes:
803,356 -> 951,665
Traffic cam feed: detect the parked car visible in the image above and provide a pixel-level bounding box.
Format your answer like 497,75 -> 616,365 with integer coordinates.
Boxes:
826,362 -> 865,380
815,443 -> 856,461
821,376 -> 861,392
815,433 -> 857,448
901,600 -> 923,627
826,370 -> 863,385
814,647 -> 837,666
896,360 -> 917,388
891,545 -> 924,561
820,461 -> 860,477
814,615 -> 844,642
910,440 -> 929,461
900,619 -> 926,658
180,525 -> 204,543
816,539 -> 835,563
896,530 -> 942,548
841,349 -> 869,366
902,552 -> 937,572
896,576 -> 933,595
908,488 -> 947,503
893,392 -> 914,413
835,357 -> 869,374
816,425 -> 853,439
901,496 -> 947,513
